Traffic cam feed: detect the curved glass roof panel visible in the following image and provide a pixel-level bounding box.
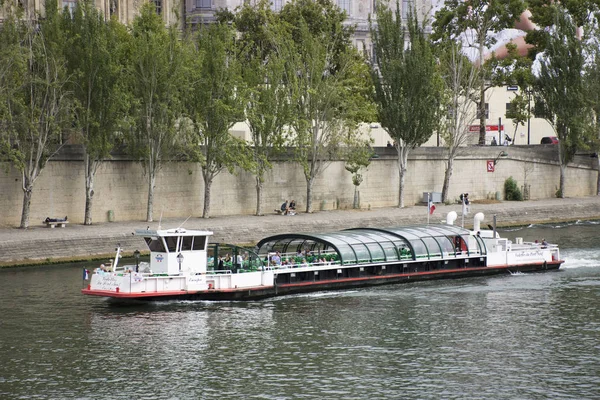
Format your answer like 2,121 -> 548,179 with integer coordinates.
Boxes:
255,224 -> 474,264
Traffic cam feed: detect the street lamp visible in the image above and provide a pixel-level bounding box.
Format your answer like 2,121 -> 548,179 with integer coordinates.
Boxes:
177,252 -> 184,273
494,151 -> 509,166
134,249 -> 140,273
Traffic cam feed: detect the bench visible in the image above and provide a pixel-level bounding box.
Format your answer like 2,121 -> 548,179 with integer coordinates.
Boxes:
44,217 -> 69,228
274,209 -> 296,216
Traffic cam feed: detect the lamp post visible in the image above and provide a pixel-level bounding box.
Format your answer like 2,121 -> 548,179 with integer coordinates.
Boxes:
134,249 -> 140,273
526,87 -> 532,145
177,252 -> 184,273
494,151 -> 509,166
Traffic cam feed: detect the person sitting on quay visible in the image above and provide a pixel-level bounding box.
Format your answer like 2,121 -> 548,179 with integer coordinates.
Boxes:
280,200 -> 289,215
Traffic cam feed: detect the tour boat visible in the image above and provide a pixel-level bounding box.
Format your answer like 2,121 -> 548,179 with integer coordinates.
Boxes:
81,212 -> 563,302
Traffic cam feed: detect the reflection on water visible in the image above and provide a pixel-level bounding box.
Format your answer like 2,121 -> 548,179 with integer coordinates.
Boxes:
0,223 -> 599,399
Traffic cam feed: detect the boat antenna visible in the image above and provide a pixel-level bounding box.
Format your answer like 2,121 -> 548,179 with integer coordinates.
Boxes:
177,215 -> 192,230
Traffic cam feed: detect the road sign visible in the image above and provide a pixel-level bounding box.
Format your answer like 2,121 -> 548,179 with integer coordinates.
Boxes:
487,160 -> 495,172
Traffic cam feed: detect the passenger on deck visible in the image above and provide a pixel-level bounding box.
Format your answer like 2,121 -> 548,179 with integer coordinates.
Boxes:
271,252 -> 281,266
541,238 -> 549,248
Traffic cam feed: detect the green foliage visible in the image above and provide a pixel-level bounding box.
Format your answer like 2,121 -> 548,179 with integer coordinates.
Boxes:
279,0 -> 375,212
432,0 -> 527,144
182,21 -> 251,218
370,5 -> 444,149
230,1 -> 293,214
62,0 -> 128,160
126,3 -> 188,221
344,144 -> 374,187
0,0 -> 72,227
534,6 -> 590,167
504,176 -> 523,201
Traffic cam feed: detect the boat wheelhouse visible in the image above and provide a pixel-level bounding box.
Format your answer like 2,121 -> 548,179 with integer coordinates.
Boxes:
82,213 -> 563,302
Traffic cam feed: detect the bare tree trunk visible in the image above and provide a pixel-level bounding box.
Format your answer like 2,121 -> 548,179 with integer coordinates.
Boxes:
255,176 -> 263,216
397,149 -> 407,208
478,34 -> 486,146
306,178 -> 314,213
20,180 -> 33,229
597,157 -> 600,195
202,176 -> 212,219
84,155 -> 95,225
559,164 -> 566,198
146,172 -> 155,222
353,186 -> 359,209
478,84 -> 486,145
442,157 -> 454,203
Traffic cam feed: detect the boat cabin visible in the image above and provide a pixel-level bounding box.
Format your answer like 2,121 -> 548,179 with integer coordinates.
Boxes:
135,228 -> 213,275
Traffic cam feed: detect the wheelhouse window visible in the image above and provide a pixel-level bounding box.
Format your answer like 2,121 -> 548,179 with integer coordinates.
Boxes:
165,236 -> 178,253
181,236 -> 193,251
192,236 -> 207,251
145,237 -> 167,253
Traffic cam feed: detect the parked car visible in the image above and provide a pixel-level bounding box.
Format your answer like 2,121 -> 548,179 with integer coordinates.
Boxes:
541,136 -> 559,144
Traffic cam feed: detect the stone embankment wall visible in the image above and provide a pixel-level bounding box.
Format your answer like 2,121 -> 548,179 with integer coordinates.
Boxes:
0,145 -> 597,227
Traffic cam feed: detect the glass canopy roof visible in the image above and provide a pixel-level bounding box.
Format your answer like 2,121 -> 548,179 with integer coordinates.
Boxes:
255,224 -> 485,265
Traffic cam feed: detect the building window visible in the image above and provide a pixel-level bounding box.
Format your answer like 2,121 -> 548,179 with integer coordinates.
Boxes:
478,103 -> 489,119
271,0 -> 283,11
153,0 -> 162,15
402,0 -> 412,19
196,0 -> 211,9
338,0 -> 350,16
110,0 -> 118,17
62,0 -> 76,15
356,39 -> 366,57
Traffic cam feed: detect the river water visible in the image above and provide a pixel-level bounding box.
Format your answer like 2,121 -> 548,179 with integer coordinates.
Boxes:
1,222 -> 599,400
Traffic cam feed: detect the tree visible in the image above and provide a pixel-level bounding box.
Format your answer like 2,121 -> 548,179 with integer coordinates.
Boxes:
62,0 -> 128,225
438,41 -> 478,203
533,6 -> 592,198
1,1 -> 72,228
183,22 -> 250,219
126,4 -> 186,222
433,0 -> 527,145
229,2 -> 292,216
370,4 -> 444,208
280,0 -> 375,213
344,144 -> 373,209
586,25 -> 600,195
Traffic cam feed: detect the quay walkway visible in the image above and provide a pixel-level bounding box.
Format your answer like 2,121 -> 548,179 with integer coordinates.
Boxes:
1,196 -> 599,267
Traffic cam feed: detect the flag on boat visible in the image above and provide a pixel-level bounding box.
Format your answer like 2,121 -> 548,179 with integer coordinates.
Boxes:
83,268 -> 89,280
428,198 -> 435,215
